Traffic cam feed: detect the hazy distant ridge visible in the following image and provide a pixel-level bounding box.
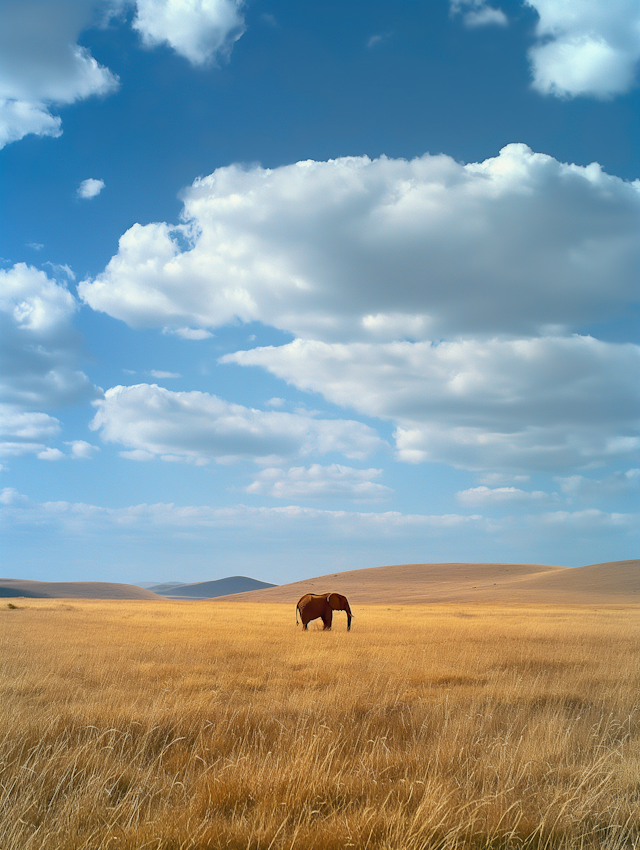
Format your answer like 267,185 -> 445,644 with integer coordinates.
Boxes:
149,576 -> 277,599
0,580 -> 161,600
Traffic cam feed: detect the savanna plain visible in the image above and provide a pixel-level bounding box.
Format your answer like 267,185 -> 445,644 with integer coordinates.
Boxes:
2,600 -> 640,849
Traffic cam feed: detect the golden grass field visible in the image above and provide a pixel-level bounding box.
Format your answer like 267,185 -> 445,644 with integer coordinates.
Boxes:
2,599 -> 640,849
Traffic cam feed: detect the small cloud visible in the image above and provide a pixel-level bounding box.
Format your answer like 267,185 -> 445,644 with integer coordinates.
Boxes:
77,178 -> 105,200
164,327 -> 213,340
119,449 -> 155,461
367,32 -> 392,49
65,440 -> 100,459
149,370 -> 181,379
37,447 -> 65,461
246,464 -> 393,500
123,369 -> 137,375
464,6 -> 507,27
27,243 -> 44,251
554,470 -> 640,502
457,486 -> 554,506
266,398 -> 285,408
450,0 -> 507,27
261,13 -> 278,27
477,473 -> 530,486
44,262 -> 75,280
1,487 -> 28,505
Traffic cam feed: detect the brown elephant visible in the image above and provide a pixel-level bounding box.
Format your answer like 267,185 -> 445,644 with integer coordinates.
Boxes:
296,592 -> 353,631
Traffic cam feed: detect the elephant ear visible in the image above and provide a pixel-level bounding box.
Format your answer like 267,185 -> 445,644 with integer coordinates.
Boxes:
327,593 -> 343,610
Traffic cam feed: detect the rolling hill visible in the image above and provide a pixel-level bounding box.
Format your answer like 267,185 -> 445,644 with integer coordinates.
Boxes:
0,579 -> 162,600
148,576 -> 277,598
217,559 -> 640,605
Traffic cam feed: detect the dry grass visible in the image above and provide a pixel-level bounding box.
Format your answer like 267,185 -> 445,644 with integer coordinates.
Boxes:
1,600 -> 640,849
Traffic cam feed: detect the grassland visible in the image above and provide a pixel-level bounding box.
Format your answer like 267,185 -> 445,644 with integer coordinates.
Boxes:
1,599 -> 640,849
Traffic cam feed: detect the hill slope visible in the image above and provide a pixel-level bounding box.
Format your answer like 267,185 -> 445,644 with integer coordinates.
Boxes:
0,579 -> 163,600
150,576 -> 277,599
219,560 -> 640,605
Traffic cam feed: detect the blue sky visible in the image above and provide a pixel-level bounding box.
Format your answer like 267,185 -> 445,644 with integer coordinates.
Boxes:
1,0 -> 639,585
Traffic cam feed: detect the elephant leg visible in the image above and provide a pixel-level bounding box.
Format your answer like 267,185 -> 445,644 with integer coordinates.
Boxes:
322,609 -> 333,630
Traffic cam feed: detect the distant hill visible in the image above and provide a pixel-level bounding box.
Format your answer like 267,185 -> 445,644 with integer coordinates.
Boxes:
0,579 -> 162,600
4,561 -> 638,605
217,559 -> 640,606
141,582 -> 184,593
148,576 -> 277,599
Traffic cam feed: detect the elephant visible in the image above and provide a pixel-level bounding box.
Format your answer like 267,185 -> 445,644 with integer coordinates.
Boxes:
296,592 -> 353,631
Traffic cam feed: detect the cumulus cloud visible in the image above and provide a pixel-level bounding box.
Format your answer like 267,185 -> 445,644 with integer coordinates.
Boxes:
0,0 -> 119,147
0,263 -> 98,410
79,145 -> 640,341
450,0 -> 507,28
224,335 -> 640,472
0,407 -> 61,458
37,447 -> 65,461
0,0 -> 246,148
132,0 -> 245,66
246,464 -> 393,500
77,146 -> 640,475
456,485 -> 555,506
66,439 -> 100,459
0,264 -> 100,457
526,0 -> 640,98
77,178 -> 105,199
90,383 -> 386,464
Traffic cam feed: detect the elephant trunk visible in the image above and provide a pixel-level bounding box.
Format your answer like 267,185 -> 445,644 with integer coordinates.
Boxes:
344,602 -> 353,631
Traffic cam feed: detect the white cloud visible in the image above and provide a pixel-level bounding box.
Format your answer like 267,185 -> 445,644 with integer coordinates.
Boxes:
554,469 -> 640,502
0,407 -> 61,458
149,370 -> 181,379
0,264 -> 100,457
3,489 -> 637,575
164,327 -> 213,340
246,464 -> 393,500
132,0 -> 245,66
0,488 -> 481,537
0,487 -> 29,505
77,178 -> 105,199
477,473 -> 530,485
0,0 -> 246,148
90,383 -> 386,464
224,335 -> 640,472
526,0 -> 640,98
0,263 -> 99,411
66,439 -> 100,459
37,447 -> 65,461
451,1 -> 507,27
0,0 -> 119,147
79,145 -> 640,342
43,262 -> 75,280
457,485 -> 555,506
119,448 -> 156,461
